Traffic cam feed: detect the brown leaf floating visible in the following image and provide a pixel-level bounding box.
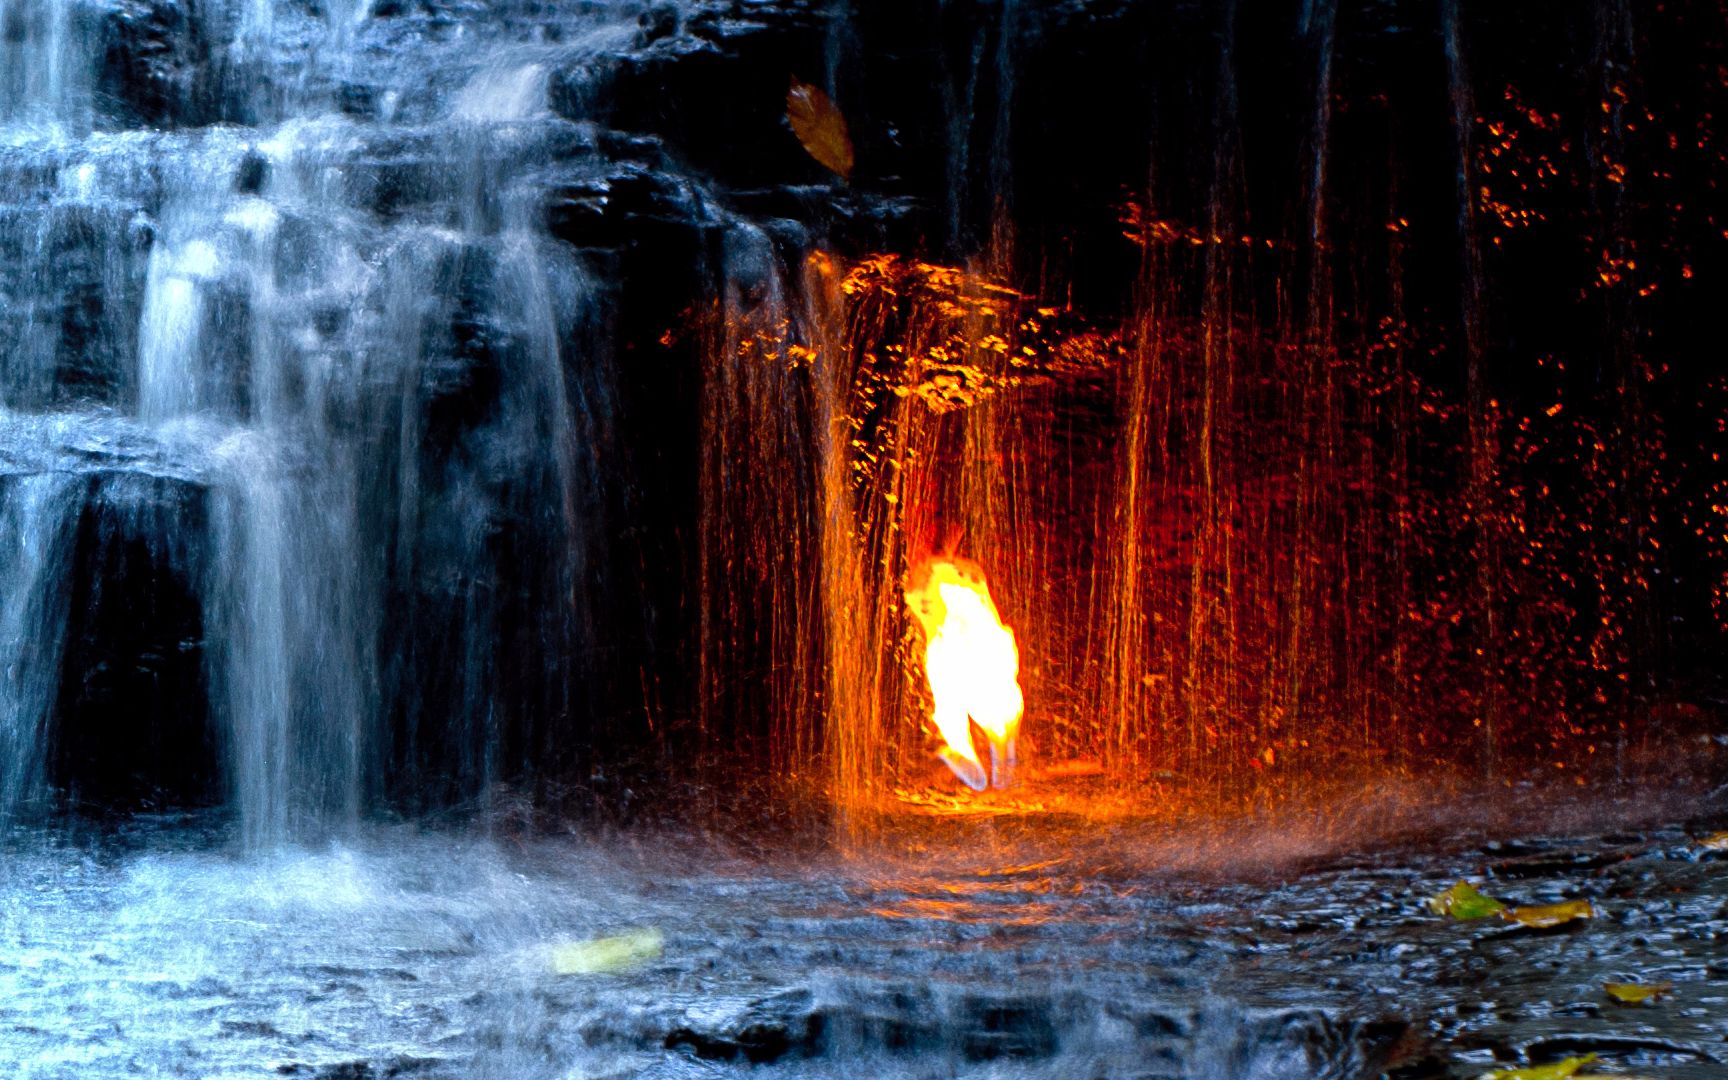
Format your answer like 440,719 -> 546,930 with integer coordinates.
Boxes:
787,76 -> 853,181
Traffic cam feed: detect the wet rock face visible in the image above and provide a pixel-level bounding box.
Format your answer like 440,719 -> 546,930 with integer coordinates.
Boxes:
5,0 -> 1723,823
655,989 -> 1408,1074
0,0 -> 1219,819
98,0 -> 210,128
0,201 -> 151,409
51,471 -> 215,813
0,462 -> 213,817
0,0 -> 1277,824
3,1 -> 764,820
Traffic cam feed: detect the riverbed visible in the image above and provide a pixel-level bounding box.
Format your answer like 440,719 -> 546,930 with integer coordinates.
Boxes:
4,791 -> 1724,1079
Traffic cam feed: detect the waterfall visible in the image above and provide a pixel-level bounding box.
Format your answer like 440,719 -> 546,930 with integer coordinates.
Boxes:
0,471 -> 80,819
0,0 -> 628,842
0,0 -> 1718,834
0,6 -> 1720,1072
0,0 -> 96,135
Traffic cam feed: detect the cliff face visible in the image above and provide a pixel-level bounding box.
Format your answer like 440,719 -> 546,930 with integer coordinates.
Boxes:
1,1 -> 1723,827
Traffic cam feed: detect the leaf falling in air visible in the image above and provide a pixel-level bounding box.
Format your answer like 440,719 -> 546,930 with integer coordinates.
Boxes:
1604,980 -> 1673,1003
1698,830 -> 1728,851
549,928 -> 664,975
787,76 -> 854,181
1482,1053 -> 1599,1080
1499,898 -> 1596,928
1427,879 -> 1507,919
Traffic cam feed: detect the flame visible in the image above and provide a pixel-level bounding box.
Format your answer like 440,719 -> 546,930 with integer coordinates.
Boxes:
905,557 -> 1024,791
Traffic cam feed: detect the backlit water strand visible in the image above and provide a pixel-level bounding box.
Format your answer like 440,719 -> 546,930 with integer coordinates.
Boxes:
688,1 -> 1725,816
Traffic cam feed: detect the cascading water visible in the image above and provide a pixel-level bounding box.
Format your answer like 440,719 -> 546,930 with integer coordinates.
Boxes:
693,0 -> 1727,817
0,1 -> 95,134
0,472 -> 79,818
0,1 -> 622,841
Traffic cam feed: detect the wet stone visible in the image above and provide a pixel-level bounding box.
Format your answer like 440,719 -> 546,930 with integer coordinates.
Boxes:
663,988 -> 821,1064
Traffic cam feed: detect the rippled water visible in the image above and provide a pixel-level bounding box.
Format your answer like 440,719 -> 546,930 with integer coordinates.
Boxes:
3,799 -> 1724,1078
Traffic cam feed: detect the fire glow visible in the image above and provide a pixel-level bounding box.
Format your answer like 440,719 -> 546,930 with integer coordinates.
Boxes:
905,557 -> 1024,791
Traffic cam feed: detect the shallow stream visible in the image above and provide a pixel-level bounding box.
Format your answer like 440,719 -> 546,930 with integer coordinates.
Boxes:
4,798 -> 1725,1078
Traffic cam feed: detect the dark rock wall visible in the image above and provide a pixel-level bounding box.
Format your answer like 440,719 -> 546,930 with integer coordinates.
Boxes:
3,0 -> 1723,822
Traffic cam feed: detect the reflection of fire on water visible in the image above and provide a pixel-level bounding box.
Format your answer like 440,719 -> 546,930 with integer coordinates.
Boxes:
904,557 -> 1024,791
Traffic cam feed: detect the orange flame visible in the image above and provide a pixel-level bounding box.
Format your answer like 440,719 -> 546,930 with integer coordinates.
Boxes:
905,557 -> 1024,790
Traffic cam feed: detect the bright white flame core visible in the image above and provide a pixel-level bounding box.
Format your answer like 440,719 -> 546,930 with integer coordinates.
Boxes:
906,558 -> 1024,790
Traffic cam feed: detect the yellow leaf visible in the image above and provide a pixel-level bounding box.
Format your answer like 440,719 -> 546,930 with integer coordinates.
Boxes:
1483,1053 -> 1599,1079
1428,880 -> 1507,919
1499,899 -> 1596,928
787,77 -> 854,181
1699,831 -> 1728,851
1604,980 -> 1673,1003
549,928 -> 664,975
